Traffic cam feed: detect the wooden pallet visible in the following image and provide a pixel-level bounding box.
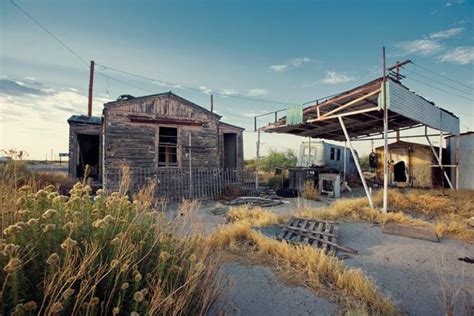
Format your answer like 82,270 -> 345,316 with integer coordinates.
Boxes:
277,218 -> 357,256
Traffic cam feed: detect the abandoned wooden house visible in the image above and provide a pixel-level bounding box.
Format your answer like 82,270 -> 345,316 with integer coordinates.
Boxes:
374,141 -> 447,188
68,92 -> 247,199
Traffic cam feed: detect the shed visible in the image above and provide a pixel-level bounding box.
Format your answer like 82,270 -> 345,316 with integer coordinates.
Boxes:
374,141 -> 447,188
68,92 -> 245,197
446,131 -> 474,190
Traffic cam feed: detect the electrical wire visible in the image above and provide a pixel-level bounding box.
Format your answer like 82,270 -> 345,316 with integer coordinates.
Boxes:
412,62 -> 473,90
403,76 -> 474,102
95,62 -> 296,106
9,0 -> 89,68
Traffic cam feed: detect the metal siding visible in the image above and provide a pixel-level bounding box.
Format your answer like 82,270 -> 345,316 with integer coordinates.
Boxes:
447,134 -> 474,189
389,80 -> 460,134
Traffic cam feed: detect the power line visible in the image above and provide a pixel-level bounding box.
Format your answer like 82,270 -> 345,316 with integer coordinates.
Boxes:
412,62 -> 473,90
404,76 -> 474,103
96,62 -> 296,106
9,0 -> 89,68
407,67 -> 473,97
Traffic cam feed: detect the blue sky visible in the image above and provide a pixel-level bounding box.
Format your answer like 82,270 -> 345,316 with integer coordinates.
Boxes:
1,0 -> 473,159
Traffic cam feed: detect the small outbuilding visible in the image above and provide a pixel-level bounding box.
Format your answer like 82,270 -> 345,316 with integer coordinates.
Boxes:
374,141 -> 447,188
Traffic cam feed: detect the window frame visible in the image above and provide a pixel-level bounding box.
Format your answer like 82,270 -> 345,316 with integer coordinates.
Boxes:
158,126 -> 179,168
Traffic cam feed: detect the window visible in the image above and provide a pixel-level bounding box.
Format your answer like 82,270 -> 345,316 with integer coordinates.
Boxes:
336,148 -> 341,161
158,127 -> 178,167
330,147 -> 335,160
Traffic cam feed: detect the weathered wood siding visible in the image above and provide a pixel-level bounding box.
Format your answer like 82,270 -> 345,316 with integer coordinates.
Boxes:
103,93 -> 241,189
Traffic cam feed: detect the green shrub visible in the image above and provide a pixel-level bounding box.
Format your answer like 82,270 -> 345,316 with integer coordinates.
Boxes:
267,175 -> 285,189
261,148 -> 297,172
1,183 -> 219,315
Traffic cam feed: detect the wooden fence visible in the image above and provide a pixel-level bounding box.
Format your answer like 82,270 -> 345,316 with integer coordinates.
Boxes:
105,168 -> 257,202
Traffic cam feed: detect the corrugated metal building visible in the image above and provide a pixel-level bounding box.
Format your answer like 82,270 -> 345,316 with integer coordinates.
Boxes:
446,131 -> 474,190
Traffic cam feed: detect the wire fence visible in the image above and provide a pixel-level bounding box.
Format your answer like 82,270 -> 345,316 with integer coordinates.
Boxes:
105,168 -> 257,202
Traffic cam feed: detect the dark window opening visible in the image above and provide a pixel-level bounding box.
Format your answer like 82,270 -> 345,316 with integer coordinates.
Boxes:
336,148 -> 341,161
159,127 -> 178,167
393,161 -> 407,182
77,134 -> 99,180
223,133 -> 237,169
330,147 -> 335,160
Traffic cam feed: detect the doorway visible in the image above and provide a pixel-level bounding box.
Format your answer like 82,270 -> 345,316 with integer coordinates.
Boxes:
393,161 -> 407,182
223,133 -> 237,169
77,134 -> 100,180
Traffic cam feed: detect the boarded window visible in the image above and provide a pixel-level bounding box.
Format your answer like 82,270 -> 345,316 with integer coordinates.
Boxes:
336,149 -> 341,161
158,127 -> 178,167
330,147 -> 335,160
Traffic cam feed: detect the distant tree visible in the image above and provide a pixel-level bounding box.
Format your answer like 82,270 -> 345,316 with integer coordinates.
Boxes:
261,148 -> 297,172
359,155 -> 370,171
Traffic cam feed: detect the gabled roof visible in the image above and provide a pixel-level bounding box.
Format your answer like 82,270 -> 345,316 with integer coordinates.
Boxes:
219,121 -> 245,131
104,91 -> 222,119
67,115 -> 101,125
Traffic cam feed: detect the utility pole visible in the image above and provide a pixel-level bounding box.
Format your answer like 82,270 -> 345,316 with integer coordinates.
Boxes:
210,94 -> 214,113
88,60 -> 95,117
382,47 -> 388,213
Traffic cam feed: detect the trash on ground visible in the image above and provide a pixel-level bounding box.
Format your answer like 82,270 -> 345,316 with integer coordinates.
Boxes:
277,217 -> 358,256
223,196 -> 284,207
381,221 -> 440,242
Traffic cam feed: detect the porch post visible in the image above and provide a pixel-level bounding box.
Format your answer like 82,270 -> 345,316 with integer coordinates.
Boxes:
338,116 -> 374,208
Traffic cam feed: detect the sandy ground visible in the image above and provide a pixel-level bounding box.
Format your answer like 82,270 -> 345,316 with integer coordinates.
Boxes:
166,193 -> 473,315
338,222 -> 474,316
209,262 -> 338,316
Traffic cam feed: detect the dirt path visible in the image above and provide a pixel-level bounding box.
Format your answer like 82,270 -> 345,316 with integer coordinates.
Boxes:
209,262 -> 337,316
338,222 -> 474,315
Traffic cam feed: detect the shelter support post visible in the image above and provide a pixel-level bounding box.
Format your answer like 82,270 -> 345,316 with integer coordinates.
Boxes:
382,47 -> 388,213
455,133 -> 460,189
338,116 -> 374,208
255,129 -> 261,190
424,127 -> 453,189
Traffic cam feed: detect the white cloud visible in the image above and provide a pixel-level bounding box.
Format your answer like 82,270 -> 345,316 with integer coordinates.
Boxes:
321,71 -> 354,85
438,47 -> 474,64
248,89 -> 268,96
220,88 -> 238,96
269,64 -> 288,72
429,27 -> 464,39
290,57 -> 311,67
268,57 -> 312,72
199,85 -> 212,94
394,39 -> 442,56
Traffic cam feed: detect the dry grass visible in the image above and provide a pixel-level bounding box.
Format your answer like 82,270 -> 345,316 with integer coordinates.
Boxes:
303,180 -> 320,201
1,161 -> 222,315
227,205 -> 288,227
296,189 -> 474,242
208,223 -> 399,315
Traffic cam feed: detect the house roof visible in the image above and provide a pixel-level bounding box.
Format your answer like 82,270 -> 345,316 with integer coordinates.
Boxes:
262,78 -> 460,141
219,121 -> 245,131
67,115 -> 101,125
445,131 -> 474,139
104,91 -> 222,119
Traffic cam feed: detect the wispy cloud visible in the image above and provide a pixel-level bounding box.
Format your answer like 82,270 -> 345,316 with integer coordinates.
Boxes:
394,39 -> 442,56
0,79 -> 48,96
429,27 -> 464,39
438,47 -> 474,65
199,85 -> 212,94
268,57 -> 312,72
220,88 -> 238,96
248,89 -> 268,96
321,71 -> 354,85
269,64 -> 288,72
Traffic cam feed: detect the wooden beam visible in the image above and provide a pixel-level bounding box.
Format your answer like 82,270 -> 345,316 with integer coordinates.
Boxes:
312,88 -> 381,122
128,115 -> 205,126
382,221 -> 440,242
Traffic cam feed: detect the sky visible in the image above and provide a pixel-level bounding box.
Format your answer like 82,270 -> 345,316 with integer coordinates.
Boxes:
1,0 -> 473,160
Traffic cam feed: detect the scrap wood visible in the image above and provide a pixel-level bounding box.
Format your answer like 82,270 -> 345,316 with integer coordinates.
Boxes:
223,196 -> 284,207
382,221 -> 440,242
277,217 -> 357,256
458,256 -> 474,264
